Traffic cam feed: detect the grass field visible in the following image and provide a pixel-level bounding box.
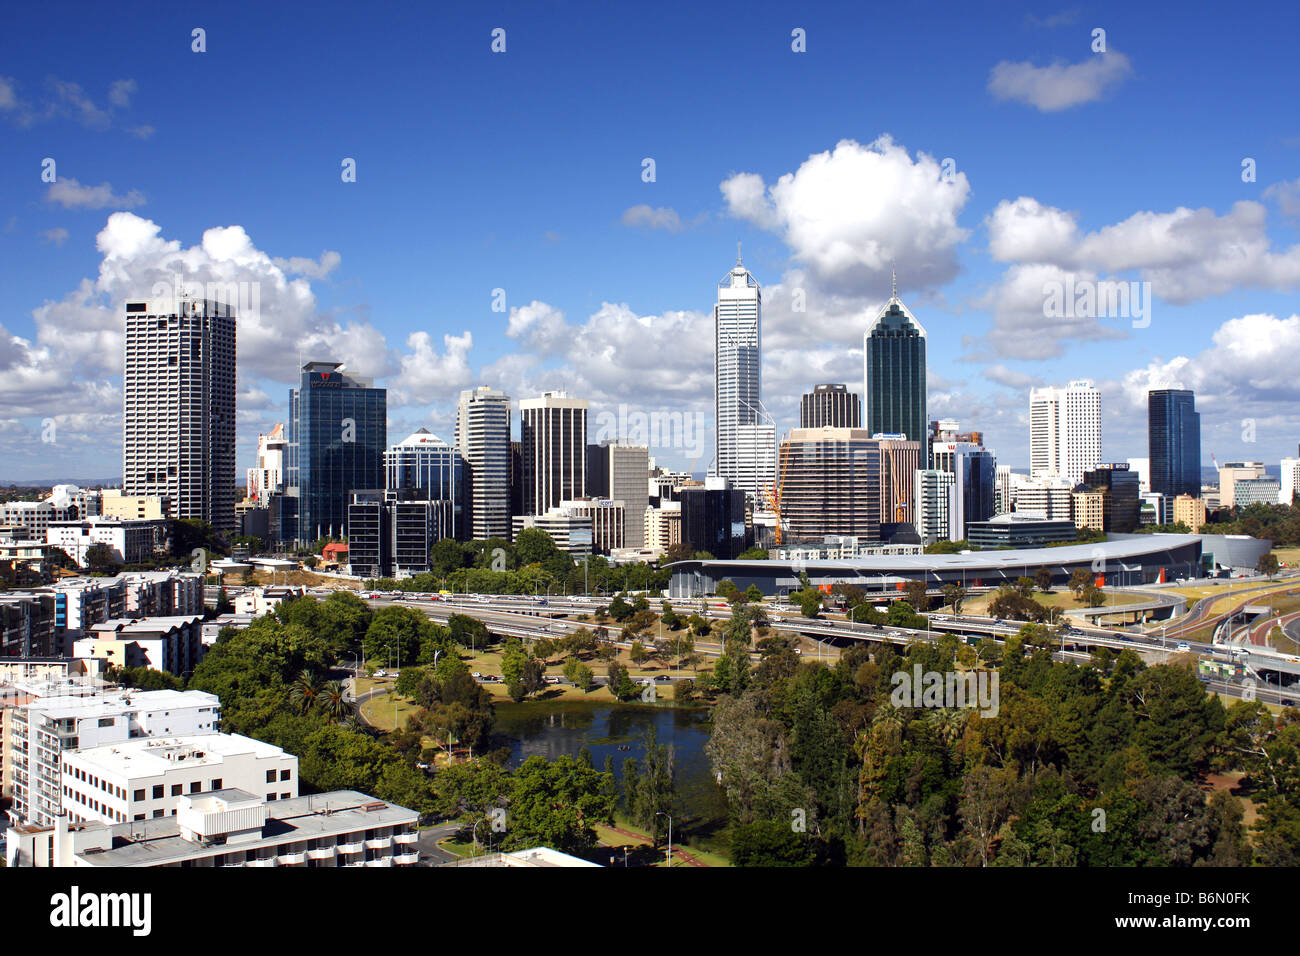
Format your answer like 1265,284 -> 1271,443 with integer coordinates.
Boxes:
954,588 -> 1144,618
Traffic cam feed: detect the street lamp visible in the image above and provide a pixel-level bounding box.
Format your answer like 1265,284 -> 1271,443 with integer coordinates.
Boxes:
653,811 -> 673,867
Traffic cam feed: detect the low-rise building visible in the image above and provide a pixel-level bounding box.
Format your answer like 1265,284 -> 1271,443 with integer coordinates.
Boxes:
6,789 -> 420,868
966,513 -> 1079,549
61,733 -> 298,826
73,616 -> 205,676
1173,494 -> 1207,533
46,517 -> 165,567
512,509 -> 595,556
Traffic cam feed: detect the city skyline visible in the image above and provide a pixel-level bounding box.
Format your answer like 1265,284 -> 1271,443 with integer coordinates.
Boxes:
2,3 -> 1299,482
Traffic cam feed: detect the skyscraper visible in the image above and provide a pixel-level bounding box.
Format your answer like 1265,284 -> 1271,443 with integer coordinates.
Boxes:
520,391 -> 588,516
123,296 -> 236,534
776,428 -> 883,542
863,276 -> 927,463
1147,389 -> 1200,497
588,442 -> 650,549
455,387 -> 512,541
1029,380 -> 1101,484
384,428 -> 465,539
286,362 -> 386,543
800,384 -> 861,429
713,251 -> 775,503
246,424 -> 287,506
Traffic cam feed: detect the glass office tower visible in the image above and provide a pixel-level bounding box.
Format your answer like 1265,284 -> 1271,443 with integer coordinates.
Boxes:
864,285 -> 928,466
1148,389 -> 1201,497
287,361 -> 387,544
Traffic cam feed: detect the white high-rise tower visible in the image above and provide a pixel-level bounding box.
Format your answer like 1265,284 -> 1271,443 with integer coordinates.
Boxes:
455,386 -> 512,540
123,296 -> 237,534
713,249 -> 775,504
1029,380 -> 1101,484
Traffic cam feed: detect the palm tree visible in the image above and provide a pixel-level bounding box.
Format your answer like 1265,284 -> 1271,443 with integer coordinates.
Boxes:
288,669 -> 320,716
316,681 -> 352,724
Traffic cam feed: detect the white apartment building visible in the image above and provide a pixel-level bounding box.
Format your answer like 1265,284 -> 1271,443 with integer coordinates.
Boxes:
645,501 -> 682,550
8,688 -> 221,827
46,516 -> 165,567
2,675 -> 110,800
995,465 -> 1014,515
1029,380 -> 1101,483
122,297 -> 237,535
61,733 -> 297,826
1281,457 -> 1300,506
913,470 -> 955,546
7,789 -> 419,868
455,386 -> 513,540
73,615 -> 205,676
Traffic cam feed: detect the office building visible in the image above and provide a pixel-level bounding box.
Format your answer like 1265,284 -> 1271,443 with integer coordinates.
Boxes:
99,491 -> 170,521
1234,478 -> 1280,508
246,424 -> 288,506
966,514 -> 1079,549
384,428 -> 465,538
287,362 -> 387,543
678,477 -> 747,560
9,688 -> 221,826
1147,389 -> 1200,497
931,422 -> 996,540
877,435 -> 922,528
61,733 -> 297,826
346,490 -> 455,579
1029,380 -> 1101,483
558,498 -> 625,553
996,465 -> 1014,515
1139,492 -> 1174,526
519,391 -> 588,518
864,276 -> 927,463
713,253 -> 777,502
1011,475 -> 1076,522
776,428 -> 883,543
586,443 -> 649,549
1218,461 -> 1266,509
645,501 -> 682,551
123,297 -> 237,535
801,384 -> 861,429
6,789 -> 419,868
1077,463 -> 1141,533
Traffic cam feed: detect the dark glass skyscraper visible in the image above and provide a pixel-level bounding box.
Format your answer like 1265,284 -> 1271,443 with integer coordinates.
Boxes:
1148,389 -> 1200,497
287,361 -> 387,543
864,286 -> 928,466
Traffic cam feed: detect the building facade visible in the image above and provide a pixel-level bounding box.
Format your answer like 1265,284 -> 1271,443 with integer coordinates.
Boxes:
1148,389 -> 1200,497
287,362 -> 387,543
864,284 -> 927,465
777,428 -> 883,543
520,392 -> 588,518
1029,380 -> 1101,484
800,383 -> 861,429
123,297 -> 237,534
455,387 -> 512,541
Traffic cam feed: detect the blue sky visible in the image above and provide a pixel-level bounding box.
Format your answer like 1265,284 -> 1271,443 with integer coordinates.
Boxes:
1,0 -> 1298,481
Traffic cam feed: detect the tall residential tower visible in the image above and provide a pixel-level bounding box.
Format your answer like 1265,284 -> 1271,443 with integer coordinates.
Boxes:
123,296 -> 237,534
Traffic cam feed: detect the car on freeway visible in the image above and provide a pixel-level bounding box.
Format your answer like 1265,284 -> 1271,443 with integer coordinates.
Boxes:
654,675 -> 670,682
1176,642 -> 1191,653
472,672 -> 482,678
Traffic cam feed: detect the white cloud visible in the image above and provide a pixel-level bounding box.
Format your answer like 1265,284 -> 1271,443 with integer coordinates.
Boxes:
0,76 -> 17,111
271,251 -> 342,279
988,51 -> 1132,111
505,300 -> 569,355
720,136 -> 971,297
108,79 -> 136,108
47,178 -> 146,210
389,330 -> 475,406
621,205 -> 685,232
1263,177 -> 1300,224
39,227 -> 69,246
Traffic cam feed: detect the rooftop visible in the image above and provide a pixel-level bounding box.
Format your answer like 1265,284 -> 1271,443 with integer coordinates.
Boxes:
65,733 -> 286,778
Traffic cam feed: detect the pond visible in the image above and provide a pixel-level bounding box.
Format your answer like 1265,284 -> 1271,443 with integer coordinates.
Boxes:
492,699 -> 729,849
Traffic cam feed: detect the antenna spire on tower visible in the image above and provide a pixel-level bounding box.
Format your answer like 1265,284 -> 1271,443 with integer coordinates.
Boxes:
737,241 -> 743,266
891,261 -> 898,298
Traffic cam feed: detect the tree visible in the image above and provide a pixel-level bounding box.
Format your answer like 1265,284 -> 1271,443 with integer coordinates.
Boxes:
504,755 -> 617,854
902,580 -> 929,613
744,584 -> 764,603
1034,567 -> 1054,593
83,542 -> 120,571
608,595 -> 634,622
629,640 -> 648,666
799,588 -> 822,618
1068,568 -> 1093,598
606,660 -> 638,701
363,605 -> 437,667
716,579 -> 740,602
941,584 -> 967,614
214,586 -> 233,616
731,819 -> 814,866
430,537 -> 469,578
1258,552 -> 1280,579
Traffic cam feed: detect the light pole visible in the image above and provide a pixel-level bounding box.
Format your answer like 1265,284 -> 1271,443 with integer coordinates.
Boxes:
655,811 -> 673,867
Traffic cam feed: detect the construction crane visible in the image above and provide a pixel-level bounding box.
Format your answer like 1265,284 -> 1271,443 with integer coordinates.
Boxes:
770,437 -> 792,547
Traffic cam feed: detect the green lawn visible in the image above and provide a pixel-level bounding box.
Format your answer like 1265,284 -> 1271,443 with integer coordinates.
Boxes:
594,816 -> 731,868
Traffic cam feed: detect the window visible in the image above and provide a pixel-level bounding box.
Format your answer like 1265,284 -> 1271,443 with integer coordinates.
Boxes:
153,809 -> 164,818
281,793 -> 290,800
134,789 -> 144,802
280,769 -> 291,781
190,782 -> 200,793
211,779 -> 222,790
266,770 -> 276,783
153,785 -> 163,799
267,793 -> 276,801
134,814 -> 145,822
171,784 -> 182,796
